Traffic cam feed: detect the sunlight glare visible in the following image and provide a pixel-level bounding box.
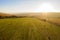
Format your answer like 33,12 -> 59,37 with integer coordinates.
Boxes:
35,2 -> 58,12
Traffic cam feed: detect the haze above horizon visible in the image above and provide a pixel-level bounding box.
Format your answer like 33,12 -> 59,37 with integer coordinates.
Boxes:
0,0 -> 60,14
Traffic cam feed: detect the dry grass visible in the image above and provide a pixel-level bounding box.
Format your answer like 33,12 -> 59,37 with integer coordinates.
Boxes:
47,18 -> 60,25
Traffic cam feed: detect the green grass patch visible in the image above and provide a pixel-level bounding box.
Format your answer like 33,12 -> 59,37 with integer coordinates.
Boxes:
0,18 -> 60,40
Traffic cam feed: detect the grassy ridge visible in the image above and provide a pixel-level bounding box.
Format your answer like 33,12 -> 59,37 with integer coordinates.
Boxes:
0,18 -> 60,40
47,18 -> 60,25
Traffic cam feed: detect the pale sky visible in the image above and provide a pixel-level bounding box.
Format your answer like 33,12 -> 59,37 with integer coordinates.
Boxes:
0,0 -> 60,13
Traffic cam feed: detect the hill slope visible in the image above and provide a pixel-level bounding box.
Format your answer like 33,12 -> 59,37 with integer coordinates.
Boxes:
0,12 -> 14,16
0,18 -> 60,40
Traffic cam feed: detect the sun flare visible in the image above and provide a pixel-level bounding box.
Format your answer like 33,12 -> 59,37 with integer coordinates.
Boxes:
35,2 -> 58,12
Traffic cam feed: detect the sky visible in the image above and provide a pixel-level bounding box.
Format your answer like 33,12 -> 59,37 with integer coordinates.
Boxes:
0,0 -> 60,13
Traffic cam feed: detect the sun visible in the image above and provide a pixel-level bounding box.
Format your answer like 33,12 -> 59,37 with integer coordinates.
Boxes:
35,2 -> 58,12
40,3 -> 54,12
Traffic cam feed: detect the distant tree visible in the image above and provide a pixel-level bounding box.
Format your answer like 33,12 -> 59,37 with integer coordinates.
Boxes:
0,16 -> 1,18
4,16 -> 8,18
0,16 -> 4,19
11,16 -> 17,18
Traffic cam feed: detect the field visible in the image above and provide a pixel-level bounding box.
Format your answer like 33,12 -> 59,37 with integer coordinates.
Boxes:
47,18 -> 60,25
0,18 -> 60,40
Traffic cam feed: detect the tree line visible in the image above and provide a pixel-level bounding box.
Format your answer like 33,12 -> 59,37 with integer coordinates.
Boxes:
0,16 -> 28,19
